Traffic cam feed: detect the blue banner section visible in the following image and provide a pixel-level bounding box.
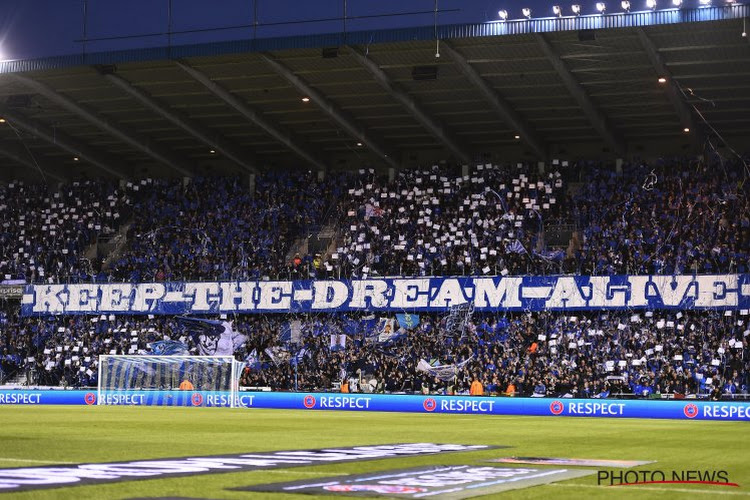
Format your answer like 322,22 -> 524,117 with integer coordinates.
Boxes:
0,390 -> 91,405
20,274 -> 750,316
2,390 -> 750,421
245,392 -> 750,421
0,390 -> 253,407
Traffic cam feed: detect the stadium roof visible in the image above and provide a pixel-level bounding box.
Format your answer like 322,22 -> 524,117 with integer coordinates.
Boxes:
0,4 -> 748,180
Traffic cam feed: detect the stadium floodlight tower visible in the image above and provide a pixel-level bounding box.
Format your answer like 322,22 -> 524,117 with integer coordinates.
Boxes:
97,355 -> 244,407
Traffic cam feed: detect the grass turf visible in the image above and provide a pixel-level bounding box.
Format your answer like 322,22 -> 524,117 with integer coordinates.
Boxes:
0,406 -> 747,499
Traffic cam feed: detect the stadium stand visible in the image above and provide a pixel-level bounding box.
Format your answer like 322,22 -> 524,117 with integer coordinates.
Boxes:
0,156 -> 747,400
241,310 -> 748,398
107,172 -> 347,282
0,179 -> 126,283
2,309 -> 746,399
323,163 -> 571,278
573,159 -> 750,275
4,158 -> 745,286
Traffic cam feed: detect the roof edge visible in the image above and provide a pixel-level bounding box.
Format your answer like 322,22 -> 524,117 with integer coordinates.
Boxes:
0,4 -> 747,74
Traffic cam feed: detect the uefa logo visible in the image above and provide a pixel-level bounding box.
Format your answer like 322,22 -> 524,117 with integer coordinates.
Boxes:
550,400 -> 564,415
683,403 -> 699,419
191,393 -> 203,406
423,398 -> 437,412
84,392 -> 97,405
303,395 -> 316,408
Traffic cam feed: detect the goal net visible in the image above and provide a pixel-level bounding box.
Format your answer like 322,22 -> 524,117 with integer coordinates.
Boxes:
97,355 -> 243,407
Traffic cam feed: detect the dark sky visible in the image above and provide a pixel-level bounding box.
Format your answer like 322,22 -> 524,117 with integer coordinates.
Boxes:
0,0 -> 710,61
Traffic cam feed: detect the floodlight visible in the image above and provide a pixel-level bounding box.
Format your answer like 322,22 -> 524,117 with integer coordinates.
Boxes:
699,0 -> 711,5
646,0 -> 657,9
522,7 -> 532,18
572,4 -> 582,14
621,0 -> 631,11
596,2 -> 607,13
553,5 -> 562,16
672,0 -> 682,6
498,9 -> 509,19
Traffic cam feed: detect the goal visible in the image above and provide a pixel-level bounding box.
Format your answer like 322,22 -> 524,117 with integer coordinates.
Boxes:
97,355 -> 243,407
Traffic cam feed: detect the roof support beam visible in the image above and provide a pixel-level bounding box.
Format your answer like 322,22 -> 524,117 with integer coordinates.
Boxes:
636,28 -> 705,147
8,74 -> 193,177
534,33 -> 627,156
175,60 -> 327,171
100,71 -> 257,174
442,41 -> 547,159
0,141 -> 66,183
346,45 -> 472,165
260,52 -> 398,169
0,106 -> 127,179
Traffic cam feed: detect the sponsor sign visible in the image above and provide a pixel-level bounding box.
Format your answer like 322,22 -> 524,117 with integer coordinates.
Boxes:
2,390 -> 750,421
20,273 -> 750,316
0,444 -> 490,493
234,465 -> 596,498
549,400 -> 564,415
243,392 -> 750,421
0,390 -> 257,408
684,403 -> 699,418
0,284 -> 23,299
488,457 -> 655,468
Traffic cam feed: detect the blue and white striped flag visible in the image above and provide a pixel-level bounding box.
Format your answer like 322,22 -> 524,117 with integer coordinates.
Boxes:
506,239 -> 527,254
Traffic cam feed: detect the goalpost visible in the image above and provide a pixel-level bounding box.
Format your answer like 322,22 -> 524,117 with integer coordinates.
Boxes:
97,355 -> 244,407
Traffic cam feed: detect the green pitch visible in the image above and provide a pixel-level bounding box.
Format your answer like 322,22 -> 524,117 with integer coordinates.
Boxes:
0,406 -> 747,499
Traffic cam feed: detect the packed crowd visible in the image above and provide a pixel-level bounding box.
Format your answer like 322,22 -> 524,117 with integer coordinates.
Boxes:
108,172 -> 345,282
318,164 -> 570,278
0,157 -> 746,283
240,309 -> 748,399
0,180 -> 127,283
0,157 -> 749,401
0,172 -> 345,285
572,160 -> 750,275
2,306 -> 747,400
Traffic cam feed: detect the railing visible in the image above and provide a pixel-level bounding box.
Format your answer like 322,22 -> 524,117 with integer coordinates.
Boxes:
611,392 -> 750,401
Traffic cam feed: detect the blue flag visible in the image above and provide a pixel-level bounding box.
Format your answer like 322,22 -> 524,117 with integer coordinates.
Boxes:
150,340 -> 190,356
396,313 -> 420,329
279,323 -> 292,343
506,239 -> 527,254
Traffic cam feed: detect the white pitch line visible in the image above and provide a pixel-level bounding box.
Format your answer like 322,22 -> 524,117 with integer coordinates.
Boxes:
0,460 -> 337,472
256,470 -> 338,476
0,458 -> 77,464
550,483 -> 750,496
